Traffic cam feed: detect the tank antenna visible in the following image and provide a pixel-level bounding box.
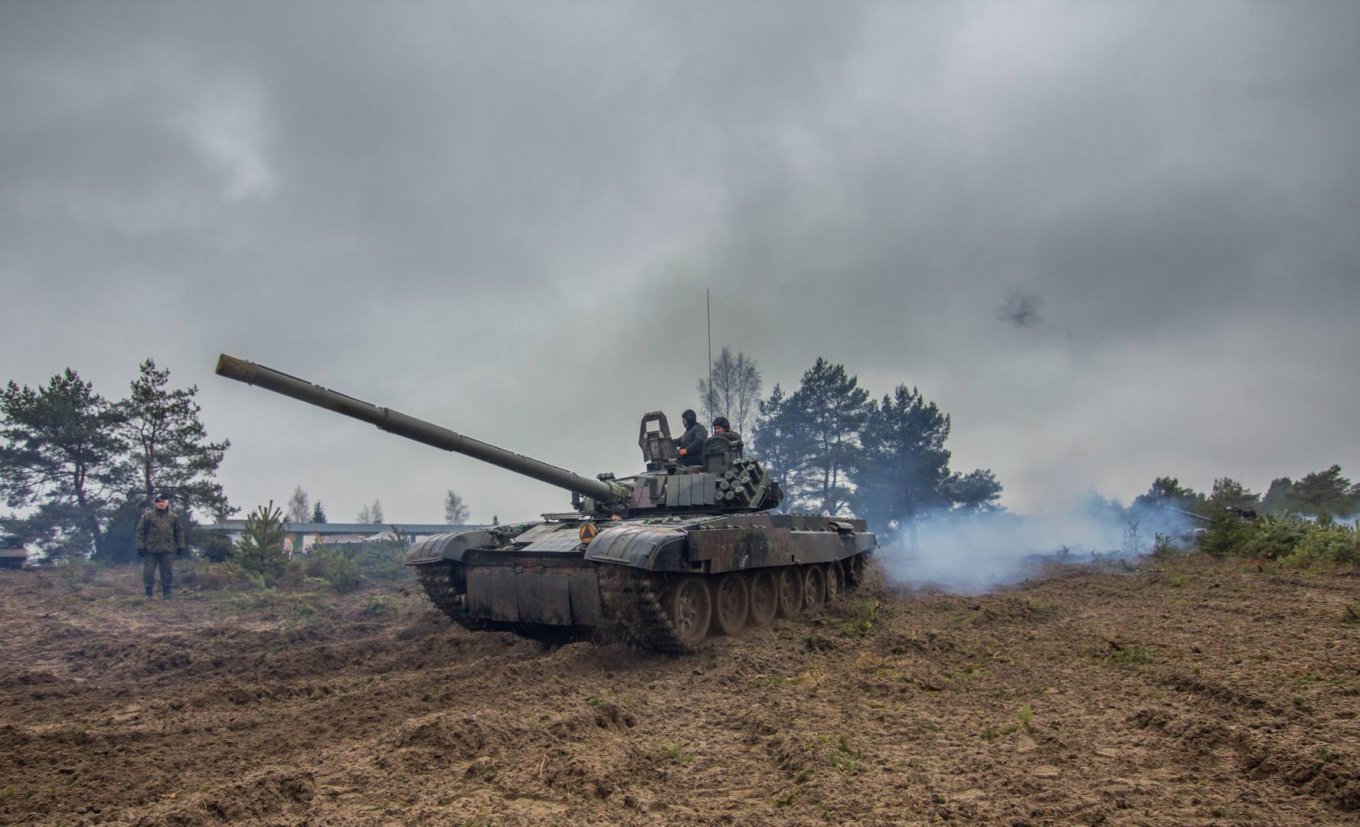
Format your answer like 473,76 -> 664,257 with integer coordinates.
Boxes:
706,288 -> 713,420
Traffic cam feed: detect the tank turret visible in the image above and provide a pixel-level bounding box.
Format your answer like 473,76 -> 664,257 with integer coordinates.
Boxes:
214,354 -> 781,517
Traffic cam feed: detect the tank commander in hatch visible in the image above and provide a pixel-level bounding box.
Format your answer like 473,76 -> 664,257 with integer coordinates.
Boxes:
675,409 -> 708,466
712,416 -> 743,454
136,492 -> 186,599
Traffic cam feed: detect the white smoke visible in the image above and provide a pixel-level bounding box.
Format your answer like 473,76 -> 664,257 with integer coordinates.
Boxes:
873,493 -> 1200,594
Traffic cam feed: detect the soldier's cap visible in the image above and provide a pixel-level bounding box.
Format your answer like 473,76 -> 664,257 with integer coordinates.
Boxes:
154,492 -> 170,501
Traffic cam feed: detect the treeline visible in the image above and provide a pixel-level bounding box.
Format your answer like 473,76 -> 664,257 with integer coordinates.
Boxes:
1132,467 -> 1360,520
280,487 -> 477,525
700,353 -> 1001,534
1132,467 -> 1360,565
0,361 -> 232,564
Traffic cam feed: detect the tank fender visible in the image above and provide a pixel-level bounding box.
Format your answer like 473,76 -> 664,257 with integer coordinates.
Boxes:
405,529 -> 495,565
583,524 -> 687,572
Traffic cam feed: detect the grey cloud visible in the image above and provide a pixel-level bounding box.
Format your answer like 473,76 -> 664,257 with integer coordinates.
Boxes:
2,1 -> 1357,523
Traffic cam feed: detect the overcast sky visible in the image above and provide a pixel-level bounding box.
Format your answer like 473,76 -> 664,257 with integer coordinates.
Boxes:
2,1 -> 1357,525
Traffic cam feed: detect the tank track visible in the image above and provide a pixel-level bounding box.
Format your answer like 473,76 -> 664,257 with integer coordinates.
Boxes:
416,556 -> 869,654
414,559 -> 691,651
597,565 -> 695,655
413,561 -> 493,633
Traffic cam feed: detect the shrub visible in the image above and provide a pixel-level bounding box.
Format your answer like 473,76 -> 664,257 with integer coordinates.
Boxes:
185,561 -> 251,591
1285,522 -> 1359,566
1151,533 -> 1181,558
303,538 -> 411,592
1242,516 -> 1310,560
1196,513 -> 1359,566
303,545 -> 364,592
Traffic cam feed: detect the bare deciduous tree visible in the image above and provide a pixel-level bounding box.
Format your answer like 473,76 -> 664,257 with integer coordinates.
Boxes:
444,489 -> 470,524
697,347 -> 762,436
357,499 -> 384,524
286,485 -> 310,523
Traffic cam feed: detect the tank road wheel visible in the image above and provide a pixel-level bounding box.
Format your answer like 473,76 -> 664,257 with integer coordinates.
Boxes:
825,561 -> 845,603
844,553 -> 865,588
661,575 -> 712,649
712,572 -> 750,636
804,565 -> 828,610
746,570 -> 778,627
775,566 -> 804,618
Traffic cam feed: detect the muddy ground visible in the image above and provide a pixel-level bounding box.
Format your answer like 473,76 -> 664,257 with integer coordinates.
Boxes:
1,554 -> 1357,826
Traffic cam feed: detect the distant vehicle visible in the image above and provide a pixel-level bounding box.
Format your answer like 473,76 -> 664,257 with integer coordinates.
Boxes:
0,536 -> 29,570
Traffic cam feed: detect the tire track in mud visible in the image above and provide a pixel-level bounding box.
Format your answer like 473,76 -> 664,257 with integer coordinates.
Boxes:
2,608 -> 556,825
1031,559 -> 1360,817
881,563 -> 1355,824
1128,667 -> 1360,813
3,559 -> 1357,825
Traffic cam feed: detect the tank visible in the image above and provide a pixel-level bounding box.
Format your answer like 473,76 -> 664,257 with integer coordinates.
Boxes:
0,536 -> 28,570
216,354 -> 876,652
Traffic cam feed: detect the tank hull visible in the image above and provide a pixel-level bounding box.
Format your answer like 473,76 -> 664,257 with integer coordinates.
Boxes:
0,541 -> 27,570
407,514 -> 875,652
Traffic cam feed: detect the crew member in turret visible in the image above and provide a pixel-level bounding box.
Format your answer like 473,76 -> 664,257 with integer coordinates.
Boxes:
675,409 -> 708,466
136,492 -> 186,599
712,416 -> 743,455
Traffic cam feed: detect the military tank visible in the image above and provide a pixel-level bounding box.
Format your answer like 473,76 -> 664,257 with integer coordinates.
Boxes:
0,536 -> 28,570
216,354 -> 876,652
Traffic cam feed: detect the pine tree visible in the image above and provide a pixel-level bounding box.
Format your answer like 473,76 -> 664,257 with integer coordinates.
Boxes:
1208,478 -> 1261,512
0,369 -> 127,561
1291,465 -> 1358,516
1261,477 -> 1296,516
944,468 -> 1003,513
786,359 -> 870,515
852,384 -> 1002,539
1133,477 -> 1207,513
750,384 -> 801,512
233,501 -> 287,580
311,501 -> 328,523
119,359 -> 232,521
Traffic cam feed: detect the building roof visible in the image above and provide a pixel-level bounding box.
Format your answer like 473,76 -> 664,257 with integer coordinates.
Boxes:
205,521 -> 486,534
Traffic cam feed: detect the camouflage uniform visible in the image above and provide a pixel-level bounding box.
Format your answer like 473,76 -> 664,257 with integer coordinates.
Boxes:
136,506 -> 186,597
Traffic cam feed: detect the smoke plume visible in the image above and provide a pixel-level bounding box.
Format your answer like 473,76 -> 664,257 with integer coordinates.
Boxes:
873,494 -> 1198,594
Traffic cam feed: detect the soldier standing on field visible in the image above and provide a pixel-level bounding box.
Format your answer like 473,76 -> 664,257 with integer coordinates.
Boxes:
136,492 -> 186,599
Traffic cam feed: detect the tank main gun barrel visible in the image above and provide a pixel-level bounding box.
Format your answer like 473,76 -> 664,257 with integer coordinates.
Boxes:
1167,507 -> 1211,523
215,354 -> 625,506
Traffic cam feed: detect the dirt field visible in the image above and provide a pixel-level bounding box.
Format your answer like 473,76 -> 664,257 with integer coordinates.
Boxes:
1,554 -> 1357,826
